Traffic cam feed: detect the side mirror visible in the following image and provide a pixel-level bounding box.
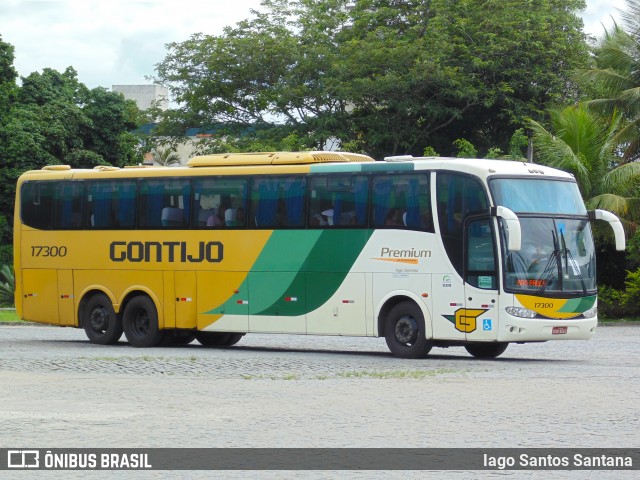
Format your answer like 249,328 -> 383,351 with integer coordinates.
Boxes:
590,209 -> 626,251
492,206 -> 521,251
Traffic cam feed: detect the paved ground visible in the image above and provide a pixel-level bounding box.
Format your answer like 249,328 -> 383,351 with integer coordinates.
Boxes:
0,323 -> 638,479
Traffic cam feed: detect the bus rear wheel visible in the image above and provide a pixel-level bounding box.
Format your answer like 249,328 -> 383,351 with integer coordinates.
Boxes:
196,332 -> 244,347
465,342 -> 508,358
83,293 -> 123,345
384,301 -> 432,359
123,295 -> 164,348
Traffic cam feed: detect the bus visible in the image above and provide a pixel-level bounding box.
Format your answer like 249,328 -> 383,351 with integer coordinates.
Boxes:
13,151 -> 626,358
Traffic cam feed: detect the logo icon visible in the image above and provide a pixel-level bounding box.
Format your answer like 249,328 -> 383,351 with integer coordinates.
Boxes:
443,308 -> 488,333
8,450 -> 39,468
483,319 -> 493,331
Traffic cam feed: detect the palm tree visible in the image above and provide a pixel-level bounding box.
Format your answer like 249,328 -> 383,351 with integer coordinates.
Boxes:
152,147 -> 182,166
576,1 -> 640,162
529,105 -> 640,226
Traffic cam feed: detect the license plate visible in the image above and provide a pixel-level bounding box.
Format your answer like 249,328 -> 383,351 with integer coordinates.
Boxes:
552,326 -> 568,335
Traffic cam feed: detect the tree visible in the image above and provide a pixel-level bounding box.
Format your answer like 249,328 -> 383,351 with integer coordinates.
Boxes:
576,1 -> 640,162
0,34 -> 17,116
151,147 -> 182,166
0,66 -> 145,246
83,87 -> 142,167
154,0 -> 589,157
529,105 -> 640,226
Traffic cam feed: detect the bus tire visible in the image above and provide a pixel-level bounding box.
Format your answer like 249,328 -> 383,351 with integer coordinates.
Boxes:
122,295 -> 164,348
384,301 -> 432,358
224,333 -> 245,346
196,332 -> 244,347
465,342 -> 508,358
83,293 -> 123,345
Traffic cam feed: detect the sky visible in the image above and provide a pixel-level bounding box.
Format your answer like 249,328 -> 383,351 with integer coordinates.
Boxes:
0,0 -> 631,92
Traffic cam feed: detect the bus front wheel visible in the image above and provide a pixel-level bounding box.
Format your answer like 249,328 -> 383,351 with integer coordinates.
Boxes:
83,293 -> 123,345
465,342 -> 508,358
384,301 -> 432,359
123,295 -> 164,348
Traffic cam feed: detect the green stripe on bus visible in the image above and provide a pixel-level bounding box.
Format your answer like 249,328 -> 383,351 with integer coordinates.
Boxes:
557,296 -> 596,313
310,162 -> 416,174
361,162 -> 414,172
204,230 -> 373,317
252,229 -> 373,316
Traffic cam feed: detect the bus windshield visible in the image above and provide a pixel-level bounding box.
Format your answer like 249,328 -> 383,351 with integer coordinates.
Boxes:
490,177 -> 586,215
490,178 -> 595,294
501,217 -> 596,294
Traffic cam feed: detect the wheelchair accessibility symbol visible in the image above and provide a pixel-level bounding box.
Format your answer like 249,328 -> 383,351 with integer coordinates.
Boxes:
482,319 -> 492,331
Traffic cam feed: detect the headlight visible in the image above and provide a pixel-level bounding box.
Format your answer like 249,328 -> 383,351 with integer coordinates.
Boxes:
506,306 -> 537,318
582,305 -> 597,318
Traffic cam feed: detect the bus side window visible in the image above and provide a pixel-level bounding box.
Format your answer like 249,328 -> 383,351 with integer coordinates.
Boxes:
21,181 -> 54,230
52,181 -> 85,229
139,179 -> 190,228
309,175 -> 369,228
87,180 -> 137,229
193,177 -> 247,229
372,174 -> 432,232
251,176 -> 305,228
436,172 -> 489,276
466,217 -> 497,289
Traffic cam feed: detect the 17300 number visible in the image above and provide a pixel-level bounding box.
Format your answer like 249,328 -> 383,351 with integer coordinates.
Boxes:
31,245 -> 67,257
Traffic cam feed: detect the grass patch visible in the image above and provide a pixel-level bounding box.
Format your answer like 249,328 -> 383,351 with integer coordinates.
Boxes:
0,309 -> 22,323
241,369 -> 462,381
333,369 -> 460,380
241,373 -> 300,380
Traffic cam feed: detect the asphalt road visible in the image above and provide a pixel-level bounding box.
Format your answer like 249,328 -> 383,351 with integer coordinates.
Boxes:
0,323 -> 638,479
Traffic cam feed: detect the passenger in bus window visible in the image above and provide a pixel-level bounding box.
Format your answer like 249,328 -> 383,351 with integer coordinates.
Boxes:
234,207 -> 246,227
161,206 -> 184,227
385,208 -> 403,226
206,210 -> 224,227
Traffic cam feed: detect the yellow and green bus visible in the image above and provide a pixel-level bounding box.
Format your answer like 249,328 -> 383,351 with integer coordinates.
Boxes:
13,151 -> 625,358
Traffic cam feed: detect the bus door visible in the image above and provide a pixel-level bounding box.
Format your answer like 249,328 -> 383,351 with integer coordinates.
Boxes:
463,216 -> 499,341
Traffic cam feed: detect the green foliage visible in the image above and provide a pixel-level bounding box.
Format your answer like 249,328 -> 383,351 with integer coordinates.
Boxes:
154,0 -> 589,157
0,34 -> 17,115
453,138 -> 477,158
0,264 -> 14,308
0,245 -> 12,267
0,62 -> 145,245
576,3 -> 640,162
508,128 -> 529,160
597,285 -> 628,319
529,104 -> 640,227
484,147 -> 503,159
152,147 -> 181,166
423,146 -> 440,157
65,149 -> 110,169
624,269 -> 640,312
597,267 -> 640,319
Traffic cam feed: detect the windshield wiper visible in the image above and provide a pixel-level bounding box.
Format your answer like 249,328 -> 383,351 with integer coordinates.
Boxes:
539,228 -> 562,293
559,229 -> 587,294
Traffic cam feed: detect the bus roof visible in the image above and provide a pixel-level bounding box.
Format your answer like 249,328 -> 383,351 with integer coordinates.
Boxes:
17,153 -> 575,183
